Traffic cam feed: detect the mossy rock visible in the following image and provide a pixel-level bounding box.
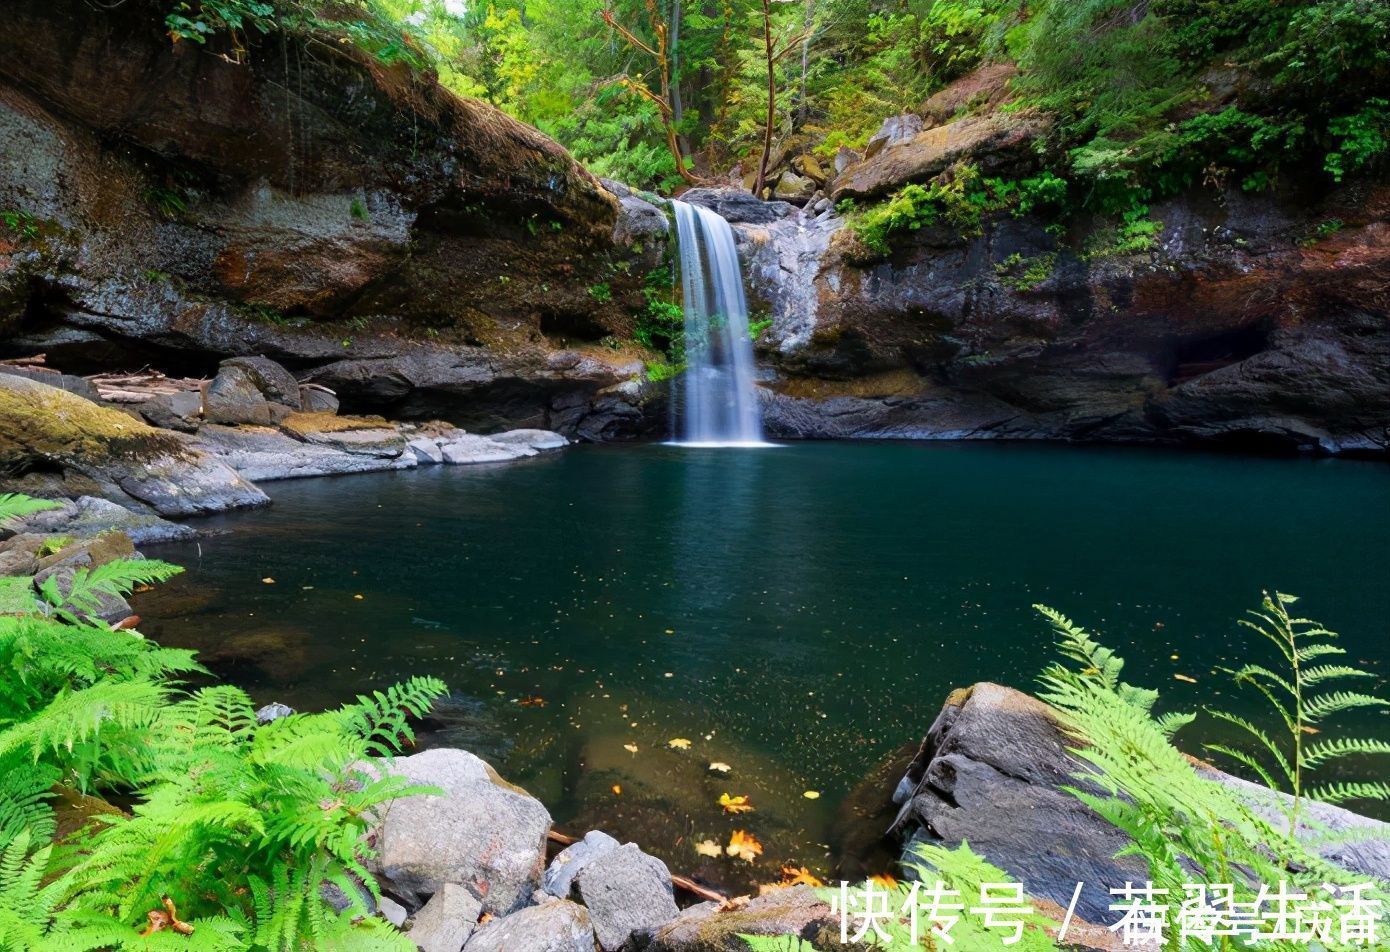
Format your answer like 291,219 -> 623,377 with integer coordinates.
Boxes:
0,375 -> 268,516
279,411 -> 390,437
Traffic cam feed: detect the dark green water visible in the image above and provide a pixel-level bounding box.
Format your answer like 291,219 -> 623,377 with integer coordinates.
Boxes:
137,442 -> 1389,885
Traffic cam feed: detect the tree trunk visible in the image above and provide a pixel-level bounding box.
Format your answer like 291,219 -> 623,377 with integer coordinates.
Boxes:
753,0 -> 777,197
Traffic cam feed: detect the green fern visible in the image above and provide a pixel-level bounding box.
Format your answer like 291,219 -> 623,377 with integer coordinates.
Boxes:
1213,591 -> 1390,830
0,494 -> 61,525
37,557 -> 183,623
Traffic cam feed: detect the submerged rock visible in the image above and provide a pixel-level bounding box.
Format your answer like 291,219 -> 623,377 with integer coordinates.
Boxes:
366,748 -> 552,914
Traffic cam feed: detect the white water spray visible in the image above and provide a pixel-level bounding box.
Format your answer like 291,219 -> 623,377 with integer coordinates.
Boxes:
670,200 -> 767,446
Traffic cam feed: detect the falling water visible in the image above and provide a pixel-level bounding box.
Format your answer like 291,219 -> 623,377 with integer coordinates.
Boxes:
670,200 -> 766,446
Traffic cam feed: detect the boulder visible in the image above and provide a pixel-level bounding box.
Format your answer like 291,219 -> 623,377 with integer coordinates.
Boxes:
440,435 -> 533,465
220,356 -> 302,409
0,365 -> 101,401
5,495 -> 196,544
0,534 -> 46,577
278,413 -> 408,458
462,899 -> 595,952
863,112 -> 923,159
409,883 -> 483,952
773,171 -> 816,201
204,365 -> 274,425
648,886 -> 852,952
679,188 -> 795,225
891,683 -> 1390,928
408,438 -> 445,465
490,429 -> 568,452
832,110 -> 1050,201
35,564 -> 133,624
367,748 -> 552,914
0,374 -> 268,516
920,63 -> 1019,125
573,843 -> 679,951
542,830 -> 621,899
255,702 -> 296,724
299,384 -> 341,414
139,391 -> 203,433
192,424 -> 415,481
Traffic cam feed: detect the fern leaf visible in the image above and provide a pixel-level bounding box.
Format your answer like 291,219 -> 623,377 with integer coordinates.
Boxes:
0,493 -> 62,525
1303,690 -> 1389,724
1301,665 -> 1374,687
1303,737 -> 1390,769
1306,782 -> 1390,805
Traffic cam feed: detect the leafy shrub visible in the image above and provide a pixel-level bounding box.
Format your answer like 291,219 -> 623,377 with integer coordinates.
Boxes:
0,493 -> 447,950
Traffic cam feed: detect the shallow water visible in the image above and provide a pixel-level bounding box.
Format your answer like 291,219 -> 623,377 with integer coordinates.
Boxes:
137,441 -> 1390,887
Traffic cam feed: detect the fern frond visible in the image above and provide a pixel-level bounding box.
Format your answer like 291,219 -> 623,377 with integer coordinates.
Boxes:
1205,709 -> 1294,786
1306,781 -> 1390,805
1302,737 -> 1390,769
1301,665 -> 1374,687
1303,690 -> 1389,724
0,493 -> 62,525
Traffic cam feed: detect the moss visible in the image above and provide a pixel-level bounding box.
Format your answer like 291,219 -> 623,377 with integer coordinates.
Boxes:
279,412 -> 391,438
0,376 -> 185,471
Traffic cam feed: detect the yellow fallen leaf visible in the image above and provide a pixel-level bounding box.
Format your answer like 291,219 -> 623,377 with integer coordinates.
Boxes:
623,743 -> 639,754
611,785 -> 622,795
353,594 -> 364,600
802,790 -> 820,800
261,577 -> 275,584
694,839 -> 722,858
668,738 -> 692,750
780,866 -> 824,887
869,873 -> 897,889
708,762 -> 732,774
1174,673 -> 1197,684
719,793 -> 755,815
726,830 -> 763,863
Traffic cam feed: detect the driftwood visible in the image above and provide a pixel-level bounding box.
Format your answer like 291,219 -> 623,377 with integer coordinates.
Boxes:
87,369 -> 205,403
546,829 -> 730,905
0,353 -> 47,367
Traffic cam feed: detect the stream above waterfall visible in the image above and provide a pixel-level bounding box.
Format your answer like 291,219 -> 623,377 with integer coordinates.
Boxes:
135,441 -> 1390,887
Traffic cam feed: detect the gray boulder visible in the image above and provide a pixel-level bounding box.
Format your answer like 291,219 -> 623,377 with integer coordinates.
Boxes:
204,365 -> 275,425
409,883 -> 482,952
863,112 -> 923,158
574,844 -> 679,951
139,391 -> 204,432
221,356 -> 302,409
679,188 -> 794,225
408,438 -> 445,464
462,900 -> 595,952
255,702 -> 296,724
193,425 -> 415,481
0,534 -> 46,577
439,435 -> 532,465
0,365 -> 101,401
379,896 -> 409,928
367,748 -> 552,914
891,683 -> 1390,929
542,830 -> 621,899
299,384 -> 340,414
6,495 -> 195,544
490,429 -> 568,452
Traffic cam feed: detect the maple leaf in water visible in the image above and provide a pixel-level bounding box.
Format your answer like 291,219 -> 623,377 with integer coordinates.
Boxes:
726,830 -> 763,863
718,793 -> 755,814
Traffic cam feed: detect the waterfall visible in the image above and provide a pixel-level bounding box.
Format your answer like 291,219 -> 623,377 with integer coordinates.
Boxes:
670,200 -> 767,446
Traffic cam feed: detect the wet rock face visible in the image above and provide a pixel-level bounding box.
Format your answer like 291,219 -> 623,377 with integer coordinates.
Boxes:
740,183 -> 1390,456
0,0 -> 664,437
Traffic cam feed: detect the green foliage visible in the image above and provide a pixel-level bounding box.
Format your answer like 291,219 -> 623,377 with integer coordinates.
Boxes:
747,316 -> 773,341
166,0 -> 276,45
1325,99 -> 1390,183
1036,597 -> 1389,947
0,493 -> 447,951
993,251 -> 1055,291
587,282 -> 613,304
349,197 -> 370,222
1213,592 -> 1390,825
0,210 -> 40,242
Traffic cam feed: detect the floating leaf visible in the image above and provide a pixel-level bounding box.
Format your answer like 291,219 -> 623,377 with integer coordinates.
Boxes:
668,737 -> 692,750
261,577 -> 275,584
726,830 -> 763,863
518,696 -> 546,708
353,594 -> 364,600
708,761 -> 732,774
802,790 -> 820,800
780,866 -> 824,887
611,784 -> 622,795
623,743 -> 639,754
694,838 -> 722,858
719,793 -> 755,814
1174,673 -> 1197,684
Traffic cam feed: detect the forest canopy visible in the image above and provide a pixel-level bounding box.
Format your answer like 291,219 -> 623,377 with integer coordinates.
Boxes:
172,0 -> 1390,204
